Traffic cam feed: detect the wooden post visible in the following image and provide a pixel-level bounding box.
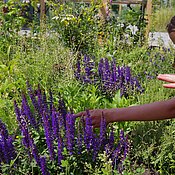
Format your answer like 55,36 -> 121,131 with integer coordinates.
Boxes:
40,0 -> 45,24
99,0 -> 108,20
145,0 -> 152,38
119,4 -> 122,15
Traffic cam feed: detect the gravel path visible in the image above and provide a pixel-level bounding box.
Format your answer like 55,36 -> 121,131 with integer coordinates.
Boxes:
148,32 -> 175,48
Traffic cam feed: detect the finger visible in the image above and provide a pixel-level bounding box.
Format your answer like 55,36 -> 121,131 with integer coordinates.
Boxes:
74,111 -> 86,118
157,74 -> 175,83
163,83 -> 175,88
91,117 -> 100,128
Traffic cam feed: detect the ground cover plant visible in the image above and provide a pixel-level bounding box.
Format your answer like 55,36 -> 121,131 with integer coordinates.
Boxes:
1,0 -> 175,174
0,83 -> 130,174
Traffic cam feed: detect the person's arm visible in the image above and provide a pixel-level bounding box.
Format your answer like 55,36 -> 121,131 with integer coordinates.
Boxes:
75,98 -> 175,128
75,74 -> 175,128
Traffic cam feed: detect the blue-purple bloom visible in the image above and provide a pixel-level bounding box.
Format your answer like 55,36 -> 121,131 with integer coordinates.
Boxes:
0,120 -> 16,164
12,83 -> 129,174
40,156 -> 50,175
74,56 -> 143,98
42,112 -> 55,160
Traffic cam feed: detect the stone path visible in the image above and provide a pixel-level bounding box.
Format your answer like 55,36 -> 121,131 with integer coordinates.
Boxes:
148,32 -> 175,48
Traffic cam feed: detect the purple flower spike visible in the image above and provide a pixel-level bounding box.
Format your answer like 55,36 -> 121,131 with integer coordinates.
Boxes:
21,94 -> 38,129
111,59 -> 117,82
16,109 -> 30,149
40,156 -> 50,175
51,108 -> 58,139
109,126 -> 114,149
104,58 -> 111,81
100,113 -> 107,147
57,134 -> 63,165
74,58 -> 81,80
42,113 -> 55,161
76,119 -> 83,155
84,111 -> 93,151
98,58 -> 104,79
26,81 -> 40,114
0,120 -> 16,164
125,66 -> 131,83
29,136 -> 41,166
65,113 -> 75,155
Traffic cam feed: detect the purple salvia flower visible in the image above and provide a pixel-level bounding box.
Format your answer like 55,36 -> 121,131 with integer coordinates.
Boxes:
104,58 -> 111,82
0,132 -> 9,163
119,130 -> 125,143
123,134 -> 129,161
40,156 -> 50,175
65,113 -> 75,155
77,129 -> 82,155
17,107 -> 30,149
57,112 -> 65,133
125,66 -> 131,83
42,92 -> 49,114
7,136 -> 16,161
57,134 -> 63,165
21,94 -> 38,129
112,142 -> 121,169
42,112 -> 55,160
83,55 -> 95,83
131,77 -> 143,92
26,81 -> 40,114
0,120 -> 16,164
0,119 -> 8,139
84,110 -> 93,151
0,142 -> 3,163
117,130 -> 128,172
14,100 -> 21,125
109,126 -> 114,150
105,144 -> 111,158
75,58 -> 81,80
51,108 -> 58,140
92,133 -> 100,161
58,98 -> 67,120
98,58 -> 104,79
83,55 -> 91,80
29,136 -> 41,166
99,113 -> 107,148
76,118 -> 83,155
111,59 -> 117,82
117,66 -> 121,78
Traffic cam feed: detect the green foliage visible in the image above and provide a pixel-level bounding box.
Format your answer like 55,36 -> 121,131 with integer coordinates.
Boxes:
0,1 -> 175,174
51,2 -> 101,53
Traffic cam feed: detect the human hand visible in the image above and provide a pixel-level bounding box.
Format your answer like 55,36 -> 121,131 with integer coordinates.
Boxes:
157,74 -> 175,88
75,109 -> 113,128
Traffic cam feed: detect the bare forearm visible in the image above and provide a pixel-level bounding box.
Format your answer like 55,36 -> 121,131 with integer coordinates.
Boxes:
108,98 -> 175,122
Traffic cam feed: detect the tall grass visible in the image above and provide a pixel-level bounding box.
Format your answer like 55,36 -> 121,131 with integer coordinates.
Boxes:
151,7 -> 175,32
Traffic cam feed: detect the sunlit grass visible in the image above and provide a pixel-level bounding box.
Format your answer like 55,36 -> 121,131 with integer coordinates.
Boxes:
151,7 -> 175,32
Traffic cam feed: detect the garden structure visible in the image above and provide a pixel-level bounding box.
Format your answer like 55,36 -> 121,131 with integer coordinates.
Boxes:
2,0 -> 152,38
71,0 -> 152,38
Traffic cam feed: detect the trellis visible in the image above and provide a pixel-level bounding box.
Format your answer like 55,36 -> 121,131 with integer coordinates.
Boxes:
44,0 -> 152,38
25,0 -> 152,37
110,0 -> 152,37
